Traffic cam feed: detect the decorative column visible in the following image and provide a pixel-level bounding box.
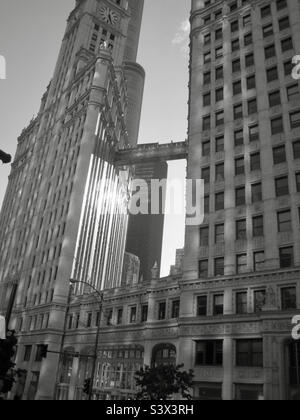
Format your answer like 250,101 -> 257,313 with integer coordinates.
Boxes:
222,337 -> 233,400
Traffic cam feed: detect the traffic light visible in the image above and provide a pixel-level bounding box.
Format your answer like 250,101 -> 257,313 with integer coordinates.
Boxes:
0,150 -> 12,164
83,378 -> 92,395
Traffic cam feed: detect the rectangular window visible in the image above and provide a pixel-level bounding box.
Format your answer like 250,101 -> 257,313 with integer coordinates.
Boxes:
216,88 -> 224,102
117,308 -> 123,325
250,153 -> 261,171
273,145 -> 286,164
141,305 -> 148,322
195,341 -> 223,366
271,116 -> 284,135
202,167 -> 210,184
199,260 -> 209,278
235,158 -> 245,176
252,183 -> 262,203
200,227 -> 209,247
215,163 -> 224,182
279,16 -> 290,31
236,292 -> 248,314
234,104 -> 243,120
253,216 -> 264,237
275,176 -> 289,197
215,192 -> 224,211
236,219 -> 247,240
249,124 -> 259,142
233,80 -> 242,95
263,23 -> 273,38
296,173 -> 300,192
237,254 -> 248,274
203,115 -> 211,131
293,140 -> 300,159
216,110 -> 224,126
279,246 -> 294,268
216,136 -> 224,152
267,66 -> 278,82
197,296 -> 208,316
204,72 -> 211,85
247,75 -> 256,90
232,59 -> 241,73
130,306 -> 137,323
290,111 -> 300,129
215,258 -> 224,276
254,251 -> 265,272
172,300 -> 180,319
248,99 -> 257,115
215,223 -> 224,244
213,294 -> 224,314
236,339 -> 263,367
278,210 -> 292,232
24,345 -> 32,362
202,140 -> 211,156
254,290 -> 266,312
87,312 -> 92,328
281,37 -> 293,53
234,129 -> 244,147
281,287 -> 297,310
269,90 -> 281,107
236,187 -> 246,206
265,44 -> 276,59
245,53 -> 254,67
287,84 -> 300,101
158,302 -> 166,320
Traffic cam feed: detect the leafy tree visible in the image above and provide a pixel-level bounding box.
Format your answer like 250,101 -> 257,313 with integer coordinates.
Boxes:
135,364 -> 194,400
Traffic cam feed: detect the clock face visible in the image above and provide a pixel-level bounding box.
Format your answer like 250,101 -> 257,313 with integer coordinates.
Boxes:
99,6 -> 119,26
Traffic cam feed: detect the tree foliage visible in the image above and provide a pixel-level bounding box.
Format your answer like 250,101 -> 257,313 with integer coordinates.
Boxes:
135,364 -> 194,400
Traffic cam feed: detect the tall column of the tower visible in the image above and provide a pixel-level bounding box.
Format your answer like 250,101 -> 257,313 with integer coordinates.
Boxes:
123,0 -> 145,146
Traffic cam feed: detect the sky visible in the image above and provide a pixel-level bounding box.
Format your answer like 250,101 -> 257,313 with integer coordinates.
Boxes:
0,0 -> 190,277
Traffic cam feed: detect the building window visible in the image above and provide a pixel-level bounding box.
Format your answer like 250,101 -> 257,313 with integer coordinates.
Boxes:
273,145 -> 286,164
233,80 -> 242,95
232,59 -> 241,73
254,251 -> 265,272
200,226 -> 209,247
215,163 -> 224,182
250,152 -> 261,171
281,287 -> 297,310
253,216 -> 264,237
247,75 -> 256,90
158,302 -> 166,320
254,290 -> 266,312
195,341 -> 223,366
215,29 -> 223,42
216,110 -> 224,126
231,20 -> 239,33
236,292 -> 248,314
269,90 -> 281,107
213,294 -> 224,314
279,16 -> 290,31
24,345 -> 32,362
275,176 -> 289,197
234,129 -> 244,147
277,210 -> 292,232
171,300 -> 180,319
232,39 -> 240,52
215,223 -> 224,244
130,307 -> 137,323
290,111 -> 300,129
236,219 -> 247,240
293,140 -> 300,159
199,260 -> 209,278
277,0 -> 287,10
249,124 -> 259,142
204,72 -> 211,85
234,104 -> 243,120
287,84 -> 300,101
117,308 -> 123,325
266,66 -> 278,82
215,47 -> 223,59
284,60 -> 293,76
235,157 -> 245,176
204,33 -> 211,45
236,187 -> 246,206
202,167 -> 210,184
244,33 -> 252,46
237,254 -> 247,274
245,53 -> 254,67
141,305 -> 148,322
197,296 -> 208,316
35,345 -> 47,362
215,87 -> 224,102
279,246 -> 294,268
203,115 -> 211,131
203,93 -> 211,107
252,183 -> 262,203
216,136 -> 224,152
263,23 -> 273,38
261,5 -> 271,18
265,44 -> 276,59
236,339 -> 263,367
87,312 -> 92,328
204,52 -> 211,64
215,192 -> 224,211
281,37 -> 293,53
248,98 -> 257,115
297,173 -> 300,192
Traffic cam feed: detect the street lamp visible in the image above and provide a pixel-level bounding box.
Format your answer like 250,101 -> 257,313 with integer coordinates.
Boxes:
69,279 -> 103,401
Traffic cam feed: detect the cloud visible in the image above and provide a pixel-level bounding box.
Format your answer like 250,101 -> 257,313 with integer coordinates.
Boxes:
172,20 -> 190,54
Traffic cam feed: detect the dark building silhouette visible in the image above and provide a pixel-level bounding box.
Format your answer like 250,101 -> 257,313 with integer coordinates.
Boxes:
126,161 -> 168,281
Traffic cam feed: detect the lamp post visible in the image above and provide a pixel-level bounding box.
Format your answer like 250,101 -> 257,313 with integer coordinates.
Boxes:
69,279 -> 103,401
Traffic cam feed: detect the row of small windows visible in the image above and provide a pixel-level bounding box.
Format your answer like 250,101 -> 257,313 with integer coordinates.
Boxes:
201,0 -> 287,26
200,208 -> 300,247
202,107 -> 300,131
201,173 -> 300,213
203,55 -> 293,85
203,10 -> 291,47
203,79 -> 299,106
199,246 -> 297,277
67,300 -> 181,330
195,286 -> 296,318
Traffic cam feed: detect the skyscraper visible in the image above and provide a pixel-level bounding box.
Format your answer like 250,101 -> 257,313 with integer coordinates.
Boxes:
0,0 -> 144,399
181,0 -> 300,399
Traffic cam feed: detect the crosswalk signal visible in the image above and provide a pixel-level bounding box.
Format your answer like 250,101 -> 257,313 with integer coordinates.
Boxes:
83,378 -> 92,395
